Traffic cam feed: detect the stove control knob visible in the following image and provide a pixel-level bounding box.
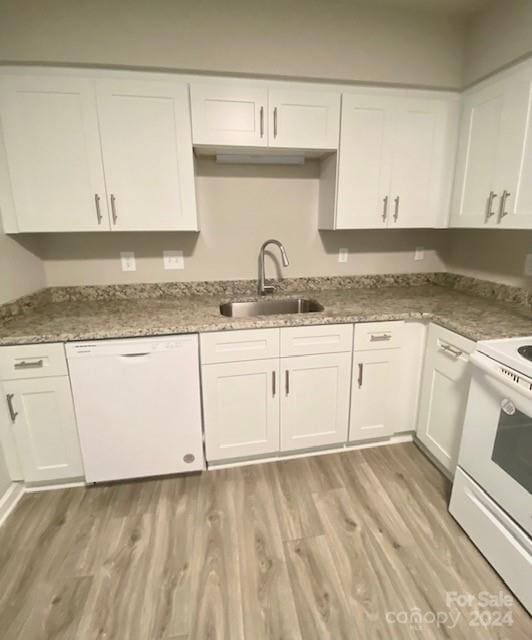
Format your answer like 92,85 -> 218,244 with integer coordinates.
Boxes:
501,398 -> 516,416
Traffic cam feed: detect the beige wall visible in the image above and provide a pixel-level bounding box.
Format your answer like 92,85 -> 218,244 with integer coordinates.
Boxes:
0,0 -> 465,89
40,159 -> 447,286
0,229 -> 45,304
464,0 -> 532,84
443,229 -> 532,290
0,441 -> 10,498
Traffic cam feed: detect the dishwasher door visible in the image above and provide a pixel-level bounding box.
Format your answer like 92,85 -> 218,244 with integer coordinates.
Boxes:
66,335 -> 204,482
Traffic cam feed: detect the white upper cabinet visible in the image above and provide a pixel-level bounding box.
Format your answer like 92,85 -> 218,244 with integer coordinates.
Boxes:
0,75 -> 108,232
388,98 -> 451,228
190,84 -> 268,147
329,91 -> 457,229
450,60 -> 532,229
96,79 -> 197,231
0,72 -> 198,233
334,94 -> 395,229
268,89 -> 340,149
190,83 -> 340,150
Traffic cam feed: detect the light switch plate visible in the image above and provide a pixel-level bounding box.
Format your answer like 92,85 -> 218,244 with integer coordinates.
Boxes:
338,248 -> 348,263
120,251 -> 136,272
414,246 -> 425,261
163,250 -> 184,270
524,252 -> 532,276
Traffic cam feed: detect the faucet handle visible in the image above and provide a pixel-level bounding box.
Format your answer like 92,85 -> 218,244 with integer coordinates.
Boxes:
261,285 -> 275,295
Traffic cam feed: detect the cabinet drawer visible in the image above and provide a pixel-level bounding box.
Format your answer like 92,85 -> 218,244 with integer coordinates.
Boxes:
428,323 -> 475,360
0,343 -> 67,380
354,321 -> 404,351
200,329 -> 279,364
280,324 -> 353,357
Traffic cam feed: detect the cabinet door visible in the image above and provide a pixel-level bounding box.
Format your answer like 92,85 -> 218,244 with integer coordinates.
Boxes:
268,89 -> 340,149
96,80 -> 197,231
335,94 -> 394,228
202,360 -> 280,461
416,325 -> 474,474
349,349 -> 400,442
3,377 -> 84,483
450,79 -> 506,227
280,353 -> 351,452
190,84 -> 268,147
0,75 -> 108,232
498,66 -> 532,229
388,98 -> 449,228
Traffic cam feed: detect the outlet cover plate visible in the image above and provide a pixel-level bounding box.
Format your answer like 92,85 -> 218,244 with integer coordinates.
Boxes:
163,250 -> 184,270
120,251 -> 136,272
338,248 -> 348,263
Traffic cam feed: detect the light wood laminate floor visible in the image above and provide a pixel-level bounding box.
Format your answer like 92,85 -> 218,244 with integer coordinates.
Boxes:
0,443 -> 530,639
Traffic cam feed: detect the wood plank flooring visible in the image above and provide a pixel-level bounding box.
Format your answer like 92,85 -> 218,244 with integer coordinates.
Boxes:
0,443 -> 530,639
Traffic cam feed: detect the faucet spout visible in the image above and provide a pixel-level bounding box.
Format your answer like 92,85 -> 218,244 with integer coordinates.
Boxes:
258,239 -> 290,295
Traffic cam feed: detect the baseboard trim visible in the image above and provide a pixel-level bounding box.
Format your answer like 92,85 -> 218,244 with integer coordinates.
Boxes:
208,433 -> 414,470
0,482 -> 24,528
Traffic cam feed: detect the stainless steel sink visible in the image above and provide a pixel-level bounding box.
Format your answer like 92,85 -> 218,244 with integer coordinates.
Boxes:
219,298 -> 324,318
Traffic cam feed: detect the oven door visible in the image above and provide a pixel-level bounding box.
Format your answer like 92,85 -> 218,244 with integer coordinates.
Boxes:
458,351 -> 532,536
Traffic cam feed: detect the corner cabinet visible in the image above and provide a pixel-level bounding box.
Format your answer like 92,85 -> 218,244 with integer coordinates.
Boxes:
320,91 -> 458,229
450,59 -> 532,229
416,324 -> 475,475
0,73 -> 198,233
190,83 -> 340,150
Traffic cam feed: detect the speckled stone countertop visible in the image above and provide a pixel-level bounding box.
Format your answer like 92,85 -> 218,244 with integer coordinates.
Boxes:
0,274 -> 531,346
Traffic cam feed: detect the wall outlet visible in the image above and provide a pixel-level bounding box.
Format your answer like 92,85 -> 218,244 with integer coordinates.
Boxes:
163,250 -> 184,270
524,252 -> 532,276
338,248 -> 348,263
414,246 -> 425,261
120,251 -> 136,272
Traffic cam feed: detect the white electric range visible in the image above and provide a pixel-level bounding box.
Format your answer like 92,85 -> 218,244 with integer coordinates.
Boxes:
450,335 -> 532,613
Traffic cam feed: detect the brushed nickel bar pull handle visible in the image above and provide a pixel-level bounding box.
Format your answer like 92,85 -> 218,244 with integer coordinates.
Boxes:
498,190 -> 511,223
6,393 -> 18,422
485,190 -> 497,222
14,359 -> 43,370
382,196 -> 389,222
260,106 -> 264,138
273,107 -> 278,138
439,342 -> 463,358
285,369 -> 289,395
358,363 -> 364,388
272,370 -> 276,397
393,196 -> 400,222
370,334 -> 392,342
94,193 -> 103,224
110,193 -> 118,224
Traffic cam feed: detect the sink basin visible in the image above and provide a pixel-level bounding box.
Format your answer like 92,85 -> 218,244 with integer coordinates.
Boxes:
219,298 -> 324,318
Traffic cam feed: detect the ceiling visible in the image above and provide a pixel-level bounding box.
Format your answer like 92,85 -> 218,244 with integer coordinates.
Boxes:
368,0 -> 493,15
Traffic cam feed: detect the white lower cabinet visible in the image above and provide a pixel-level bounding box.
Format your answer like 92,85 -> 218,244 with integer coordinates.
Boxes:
280,352 -> 351,451
201,359 -> 280,461
416,324 -> 475,475
0,342 -> 83,483
201,325 -> 353,462
2,376 -> 83,483
350,349 -> 401,441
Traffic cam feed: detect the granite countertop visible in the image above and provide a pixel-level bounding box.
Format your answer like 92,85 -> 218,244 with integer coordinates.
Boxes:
0,277 -> 531,346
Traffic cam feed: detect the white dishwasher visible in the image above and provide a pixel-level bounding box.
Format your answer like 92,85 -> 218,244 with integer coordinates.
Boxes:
66,335 -> 204,482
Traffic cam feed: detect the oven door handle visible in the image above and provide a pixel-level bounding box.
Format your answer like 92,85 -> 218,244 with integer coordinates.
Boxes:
470,351 -> 532,402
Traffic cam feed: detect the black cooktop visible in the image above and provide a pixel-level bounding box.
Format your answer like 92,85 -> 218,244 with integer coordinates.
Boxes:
517,345 -> 532,362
